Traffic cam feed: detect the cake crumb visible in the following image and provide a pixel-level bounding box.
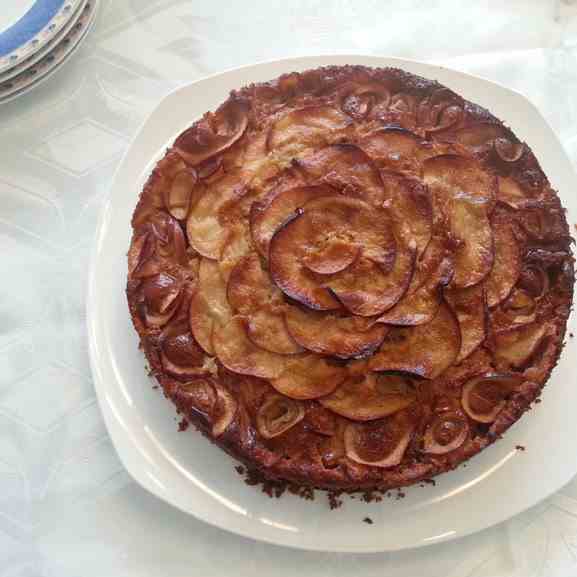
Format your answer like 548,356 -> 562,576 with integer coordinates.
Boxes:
363,517 -> 374,525
178,418 -> 189,432
570,333 -> 574,338
235,465 -> 245,475
516,445 -> 526,451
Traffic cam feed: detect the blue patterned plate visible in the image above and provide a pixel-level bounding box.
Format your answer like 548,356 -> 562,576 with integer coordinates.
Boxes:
0,0 -> 84,74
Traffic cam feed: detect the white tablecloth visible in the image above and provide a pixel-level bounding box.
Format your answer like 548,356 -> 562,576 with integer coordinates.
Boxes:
2,1 -> 577,575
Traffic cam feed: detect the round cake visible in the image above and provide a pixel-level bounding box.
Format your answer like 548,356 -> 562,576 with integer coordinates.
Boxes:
126,66 -> 574,494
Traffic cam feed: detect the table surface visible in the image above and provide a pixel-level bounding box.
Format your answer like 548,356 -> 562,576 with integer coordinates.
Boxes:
2,1 -> 577,575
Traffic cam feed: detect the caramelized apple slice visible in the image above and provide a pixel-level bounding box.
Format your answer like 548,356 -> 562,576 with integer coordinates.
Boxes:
212,383 -> 237,437
441,123 -> 505,153
445,284 -> 486,363
325,243 -> 416,317
301,195 -> 396,267
423,413 -> 468,454
213,317 -> 285,378
451,199 -> 494,288
295,144 -> 386,207
243,311 -> 302,355
186,175 -> 245,259
344,412 -> 414,468
423,155 -> 495,288
165,168 -> 198,220
370,303 -> 461,378
256,394 -> 305,439
128,232 -> 155,278
485,219 -> 521,308
377,253 -> 452,326
285,306 -> 388,358
218,224 -> 251,283
174,99 -> 249,166
269,212 -> 341,311
250,184 -> 334,257
494,322 -> 548,369
379,172 -> 432,257
497,176 -> 531,209
161,320 -> 205,378
142,273 -> 183,327
267,105 -> 350,152
321,373 -> 416,421
339,82 -> 391,119
136,211 -> 187,271
360,128 -> 422,174
494,138 -> 525,162
189,258 -> 231,355
227,254 -> 302,355
269,355 -> 347,400
423,153 -> 495,208
462,373 -> 523,422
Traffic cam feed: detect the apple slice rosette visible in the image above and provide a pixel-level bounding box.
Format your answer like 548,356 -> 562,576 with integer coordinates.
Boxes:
250,183 -> 334,258
269,195 -> 398,311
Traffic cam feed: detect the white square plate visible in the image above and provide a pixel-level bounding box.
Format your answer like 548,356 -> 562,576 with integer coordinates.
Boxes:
87,55 -> 577,553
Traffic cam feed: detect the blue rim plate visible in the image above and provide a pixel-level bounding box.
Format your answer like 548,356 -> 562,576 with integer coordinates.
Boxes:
0,0 -> 97,103
0,0 -> 84,74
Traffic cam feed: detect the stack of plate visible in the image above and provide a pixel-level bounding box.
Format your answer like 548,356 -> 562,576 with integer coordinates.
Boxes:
0,0 -> 98,103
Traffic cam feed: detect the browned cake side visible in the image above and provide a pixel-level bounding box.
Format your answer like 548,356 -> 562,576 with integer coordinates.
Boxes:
126,66 -> 574,492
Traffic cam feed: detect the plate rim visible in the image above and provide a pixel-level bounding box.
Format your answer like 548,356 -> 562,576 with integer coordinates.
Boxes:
87,54 -> 577,553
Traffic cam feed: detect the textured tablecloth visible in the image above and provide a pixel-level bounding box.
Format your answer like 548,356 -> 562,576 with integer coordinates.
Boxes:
2,1 -> 577,575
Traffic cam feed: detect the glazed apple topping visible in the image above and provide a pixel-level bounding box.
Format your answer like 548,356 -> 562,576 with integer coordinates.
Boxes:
344,412 -> 414,468
493,322 -> 549,370
320,372 -> 416,421
141,273 -> 183,327
164,168 -> 198,220
423,154 -> 495,288
250,184 -> 334,258
267,105 -> 350,152
160,320 -> 206,377
174,98 -> 249,166
370,302 -> 461,378
227,253 -> 302,355
212,316 -> 286,379
189,258 -> 232,355
485,218 -> 522,308
494,137 -> 525,163
257,394 -> 305,439
423,413 -> 468,454
461,373 -> 523,422
269,354 -> 347,400
294,144 -> 387,207
339,82 -> 391,119
127,69 -> 572,485
285,306 -> 388,359
212,383 -> 237,437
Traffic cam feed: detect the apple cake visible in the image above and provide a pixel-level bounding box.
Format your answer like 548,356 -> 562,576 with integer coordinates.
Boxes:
126,66 -> 574,493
